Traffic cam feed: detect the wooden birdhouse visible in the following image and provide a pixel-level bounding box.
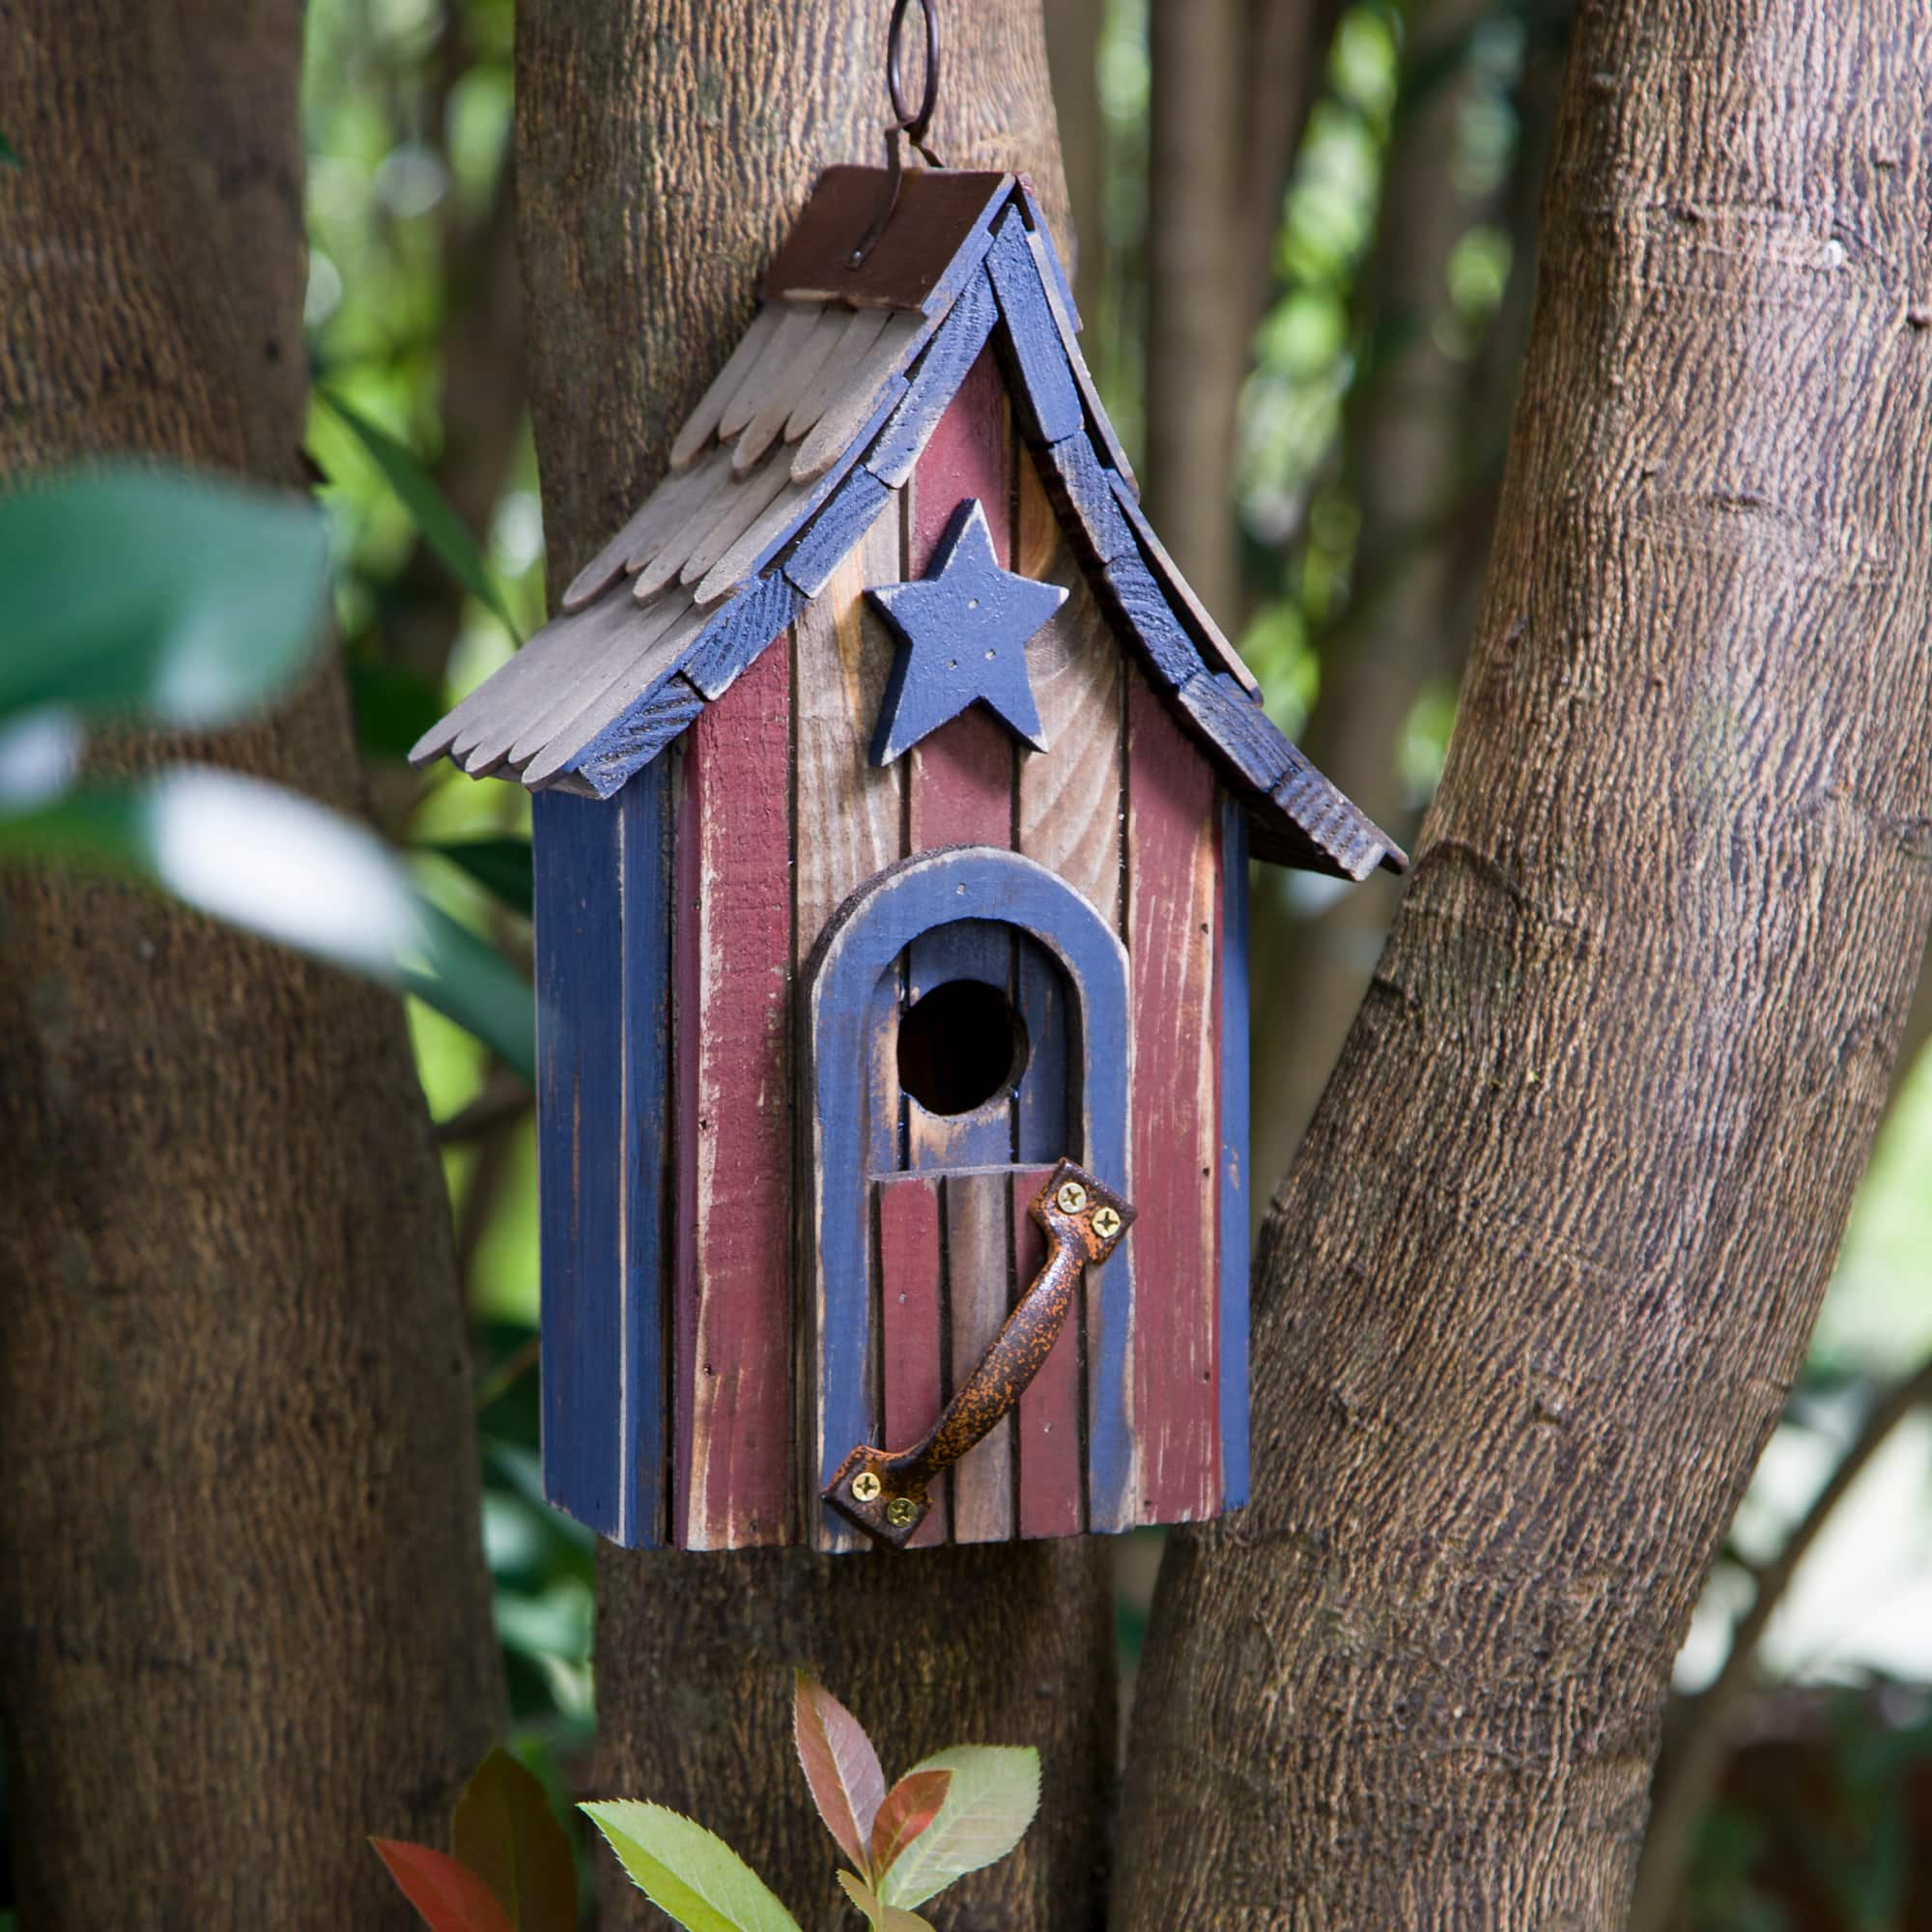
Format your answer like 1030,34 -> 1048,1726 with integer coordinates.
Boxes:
412,168 -> 1404,1553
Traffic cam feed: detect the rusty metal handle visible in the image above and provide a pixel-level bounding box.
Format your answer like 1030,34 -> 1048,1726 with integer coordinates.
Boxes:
822,1158 -> 1134,1548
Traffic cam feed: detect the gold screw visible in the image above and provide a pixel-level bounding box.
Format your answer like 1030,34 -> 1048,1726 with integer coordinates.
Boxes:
1093,1206 -> 1122,1240
851,1470 -> 883,1503
1056,1179 -> 1089,1214
885,1497 -> 919,1528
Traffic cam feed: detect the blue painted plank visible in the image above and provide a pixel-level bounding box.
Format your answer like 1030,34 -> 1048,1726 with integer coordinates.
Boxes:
1016,179 -> 1081,333
569,673 -> 706,799
1097,553 -> 1204,690
617,760 -> 673,1546
1176,670 -> 1295,798
782,468 -> 895,601
803,847 -> 1132,1545
1034,433 -> 1137,569
1012,935 -> 1069,1166
865,272 -> 1000,489
681,573 -> 800,701
1217,794 -> 1251,1511
533,789 -> 628,1539
984,211 -> 1083,446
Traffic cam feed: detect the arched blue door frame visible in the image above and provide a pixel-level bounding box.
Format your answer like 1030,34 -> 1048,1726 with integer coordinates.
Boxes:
801,844 -> 1134,1549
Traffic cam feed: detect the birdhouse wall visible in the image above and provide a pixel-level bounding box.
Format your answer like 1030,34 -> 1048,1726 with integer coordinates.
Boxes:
530,348 -> 1251,1550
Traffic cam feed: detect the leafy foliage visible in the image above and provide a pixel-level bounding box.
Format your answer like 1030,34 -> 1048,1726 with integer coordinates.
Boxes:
582,1804 -> 801,1932
373,1840 -> 519,1932
564,1673 -> 1034,1929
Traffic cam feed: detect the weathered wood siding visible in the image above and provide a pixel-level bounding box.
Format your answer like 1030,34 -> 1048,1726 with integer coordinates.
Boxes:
562,345 -> 1245,1549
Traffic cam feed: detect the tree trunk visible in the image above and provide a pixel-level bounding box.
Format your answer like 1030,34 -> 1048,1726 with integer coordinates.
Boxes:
0,4 -> 504,1926
510,9 -> 1115,1926
1116,0 -> 1932,1921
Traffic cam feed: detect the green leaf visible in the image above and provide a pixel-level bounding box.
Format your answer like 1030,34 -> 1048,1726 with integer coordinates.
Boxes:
419,837 -> 534,921
581,1802 -> 801,1932
317,389 -> 521,643
875,1747 -> 1039,1910
834,1873 -> 934,1932
0,769 -> 535,1081
453,1747 -> 578,1932
0,465 -> 327,726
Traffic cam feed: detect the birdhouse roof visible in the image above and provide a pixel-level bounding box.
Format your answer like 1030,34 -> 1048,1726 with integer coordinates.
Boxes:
412,168 -> 1405,879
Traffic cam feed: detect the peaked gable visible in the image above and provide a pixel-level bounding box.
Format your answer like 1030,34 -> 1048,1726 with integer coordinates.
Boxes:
412,169 -> 1405,880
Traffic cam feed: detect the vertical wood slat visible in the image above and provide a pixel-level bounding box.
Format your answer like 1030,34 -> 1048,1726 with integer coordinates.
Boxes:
1218,796 -> 1251,1510
944,1168 -> 1016,1542
1125,666 -> 1222,1523
907,344 -> 1014,854
794,461 -> 905,1552
876,1173 -> 948,1548
534,791 -> 628,1540
672,640 -> 794,1548
1013,1162 -> 1082,1538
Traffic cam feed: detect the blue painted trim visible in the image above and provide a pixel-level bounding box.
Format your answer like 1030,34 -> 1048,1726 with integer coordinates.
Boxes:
866,271 -> 1000,489
802,845 -> 1131,1541
619,763 -> 673,1545
984,210 -> 1083,445
682,573 -> 800,701
1217,796 -> 1252,1511
572,675 -> 705,799
533,790 -> 628,1539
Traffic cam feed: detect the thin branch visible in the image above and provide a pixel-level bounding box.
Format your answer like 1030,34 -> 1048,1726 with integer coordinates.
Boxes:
1629,1352 -> 1932,1932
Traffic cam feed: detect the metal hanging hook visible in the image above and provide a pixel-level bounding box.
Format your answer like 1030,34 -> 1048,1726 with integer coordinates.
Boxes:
849,0 -> 944,267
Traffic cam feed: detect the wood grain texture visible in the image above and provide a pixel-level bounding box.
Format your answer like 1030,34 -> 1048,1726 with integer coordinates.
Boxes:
1013,1162 -> 1083,1538
672,642 -> 794,1548
877,1174 -> 949,1548
1016,451 -> 1124,924
514,10 -> 1111,1920
944,1170 -> 1017,1543
0,8 -> 501,1922
1124,668 -> 1222,1525
537,792 -> 631,1539
1117,5 -> 1932,1922
793,506 -> 904,963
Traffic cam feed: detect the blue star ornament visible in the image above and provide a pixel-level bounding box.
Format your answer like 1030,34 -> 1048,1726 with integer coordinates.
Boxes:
866,498 -> 1067,766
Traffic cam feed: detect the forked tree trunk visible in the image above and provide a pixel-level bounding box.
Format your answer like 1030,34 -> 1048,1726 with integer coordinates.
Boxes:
510,9 -> 1116,1927
0,3 -> 503,1924
1115,1 -> 1932,1922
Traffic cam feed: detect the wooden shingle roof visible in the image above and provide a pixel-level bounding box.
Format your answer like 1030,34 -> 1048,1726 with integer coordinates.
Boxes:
412,168 -> 1405,880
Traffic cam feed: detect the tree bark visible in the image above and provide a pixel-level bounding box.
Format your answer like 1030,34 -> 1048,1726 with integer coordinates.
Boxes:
510,9 -> 1114,1926
1116,1 -> 1932,1922
0,3 -> 503,1926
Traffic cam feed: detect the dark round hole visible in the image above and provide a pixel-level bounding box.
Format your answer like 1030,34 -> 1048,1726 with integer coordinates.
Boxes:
897,979 -> 1028,1117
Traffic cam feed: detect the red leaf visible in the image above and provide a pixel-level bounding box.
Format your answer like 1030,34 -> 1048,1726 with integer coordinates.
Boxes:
793,1669 -> 886,1874
868,1769 -> 952,1884
372,1839 -> 518,1932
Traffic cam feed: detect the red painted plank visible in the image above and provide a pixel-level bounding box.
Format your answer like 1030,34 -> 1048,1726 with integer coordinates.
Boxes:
907,345 -> 1013,853
878,1173 -> 948,1548
673,639 -> 794,1548
1125,669 -> 1222,1523
1012,1163 -> 1081,1538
